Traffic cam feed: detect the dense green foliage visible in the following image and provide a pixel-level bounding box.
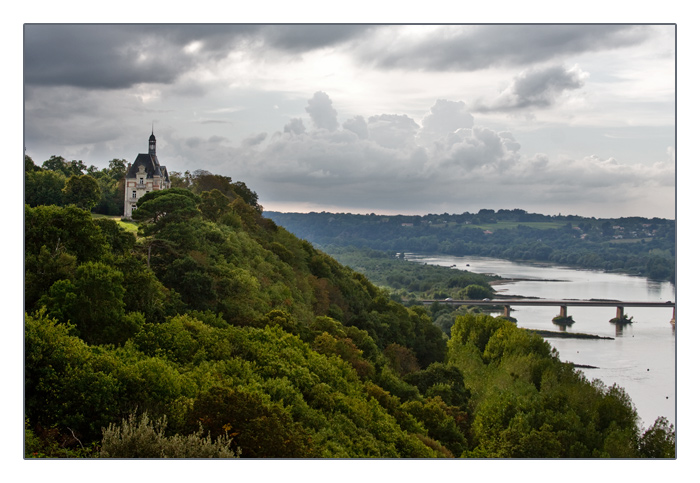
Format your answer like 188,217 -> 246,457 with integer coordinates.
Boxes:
326,246 -> 497,302
25,155 -> 126,216
264,210 -> 675,281
25,177 -> 674,458
24,156 -> 263,219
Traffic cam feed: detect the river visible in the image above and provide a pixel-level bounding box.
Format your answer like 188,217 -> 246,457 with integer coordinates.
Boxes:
404,253 -> 676,429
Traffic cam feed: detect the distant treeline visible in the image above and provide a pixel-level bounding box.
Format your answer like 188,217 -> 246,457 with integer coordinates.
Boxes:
264,210 -> 676,282
326,245 -> 498,302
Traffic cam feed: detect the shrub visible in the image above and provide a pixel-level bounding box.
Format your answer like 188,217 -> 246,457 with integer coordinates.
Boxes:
100,412 -> 239,458
464,284 -> 492,300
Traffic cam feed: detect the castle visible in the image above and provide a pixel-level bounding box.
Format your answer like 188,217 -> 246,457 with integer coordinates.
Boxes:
123,130 -> 171,219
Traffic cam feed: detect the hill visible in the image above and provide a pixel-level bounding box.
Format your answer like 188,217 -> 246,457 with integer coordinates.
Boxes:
24,182 -> 674,458
264,210 -> 676,281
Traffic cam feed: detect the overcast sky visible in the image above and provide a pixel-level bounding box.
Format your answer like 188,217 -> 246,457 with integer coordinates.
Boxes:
23,23 -> 676,219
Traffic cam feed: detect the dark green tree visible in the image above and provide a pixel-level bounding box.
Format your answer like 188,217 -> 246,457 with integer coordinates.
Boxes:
232,181 -> 262,212
199,189 -> 231,222
25,154 -> 40,172
132,189 -> 201,234
638,417 -> 676,458
25,169 -> 67,207
39,261 -> 140,345
62,175 -> 101,210
106,158 -> 128,181
168,170 -> 193,189
464,284 -> 492,300
25,204 -> 108,264
42,156 -> 87,176
93,176 -> 124,216
185,386 -> 315,457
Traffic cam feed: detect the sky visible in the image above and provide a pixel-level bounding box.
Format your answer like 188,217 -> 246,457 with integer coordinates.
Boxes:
24,24 -> 675,219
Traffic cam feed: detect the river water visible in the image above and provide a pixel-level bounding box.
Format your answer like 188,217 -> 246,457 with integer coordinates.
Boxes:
404,254 -> 676,429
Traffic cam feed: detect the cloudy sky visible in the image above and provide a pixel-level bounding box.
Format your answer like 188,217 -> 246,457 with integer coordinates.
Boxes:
23,23 -> 676,218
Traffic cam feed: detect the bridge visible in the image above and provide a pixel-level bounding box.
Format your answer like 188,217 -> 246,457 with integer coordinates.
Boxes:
421,299 -> 676,323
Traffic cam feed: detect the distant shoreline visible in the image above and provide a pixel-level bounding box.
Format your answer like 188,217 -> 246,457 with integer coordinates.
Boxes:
527,329 -> 614,340
490,277 -> 565,285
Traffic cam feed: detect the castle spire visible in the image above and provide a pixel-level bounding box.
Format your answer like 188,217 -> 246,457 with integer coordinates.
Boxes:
148,127 -> 156,156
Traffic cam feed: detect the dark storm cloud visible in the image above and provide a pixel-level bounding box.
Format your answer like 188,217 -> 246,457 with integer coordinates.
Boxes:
24,24 -> 374,90
363,25 -> 651,71
475,64 -> 588,112
23,24 -> 650,92
258,24 -> 376,52
24,25 -> 195,89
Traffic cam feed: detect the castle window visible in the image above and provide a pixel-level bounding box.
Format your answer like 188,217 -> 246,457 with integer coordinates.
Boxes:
132,191 -> 136,199
139,177 -> 144,185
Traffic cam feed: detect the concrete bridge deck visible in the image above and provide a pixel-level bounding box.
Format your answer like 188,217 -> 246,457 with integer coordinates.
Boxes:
421,299 -> 675,308
421,299 -> 676,322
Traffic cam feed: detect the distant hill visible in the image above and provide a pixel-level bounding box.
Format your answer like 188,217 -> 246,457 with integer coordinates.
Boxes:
265,210 -> 676,282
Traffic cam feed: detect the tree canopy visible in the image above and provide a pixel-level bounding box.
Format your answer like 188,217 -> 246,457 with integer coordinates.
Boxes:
24,175 -> 675,458
62,175 -> 101,210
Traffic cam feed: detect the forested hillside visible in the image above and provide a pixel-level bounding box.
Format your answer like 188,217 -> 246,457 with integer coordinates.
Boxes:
264,210 -> 676,282
24,165 -> 674,458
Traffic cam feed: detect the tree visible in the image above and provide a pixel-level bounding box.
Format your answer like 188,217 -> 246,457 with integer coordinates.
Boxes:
383,343 -> 420,376
191,173 -> 235,197
25,169 -> 66,207
43,156 -> 87,176
42,155 -> 68,174
25,204 -> 108,264
168,170 -> 193,189
462,284 -> 491,299
132,189 -> 201,233
199,189 -> 231,222
403,363 -> 471,409
107,158 -> 128,181
25,154 -> 40,172
25,245 -> 77,311
93,176 -> 124,215
185,386 -> 315,457
638,417 -> 675,458
232,181 -> 262,212
24,309 -> 124,443
39,261 -> 141,345
62,175 -> 101,210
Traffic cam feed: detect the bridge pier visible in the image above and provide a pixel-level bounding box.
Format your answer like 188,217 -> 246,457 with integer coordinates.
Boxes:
559,306 -> 568,318
616,306 -> 625,320
503,305 -> 511,318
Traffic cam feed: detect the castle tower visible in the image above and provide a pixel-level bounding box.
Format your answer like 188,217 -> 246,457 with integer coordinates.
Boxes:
123,130 -> 171,219
148,128 -> 156,156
